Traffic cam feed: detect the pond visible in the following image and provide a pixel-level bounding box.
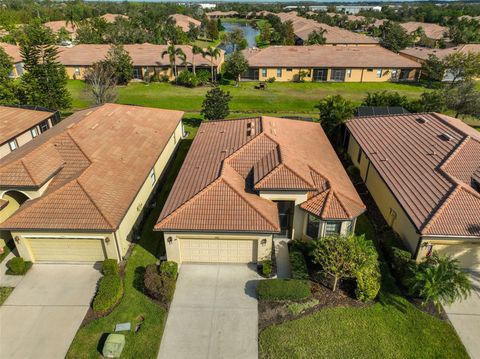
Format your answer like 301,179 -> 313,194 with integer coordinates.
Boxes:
220,21 -> 260,54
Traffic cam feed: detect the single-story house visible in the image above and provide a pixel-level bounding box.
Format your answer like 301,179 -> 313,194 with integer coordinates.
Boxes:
44,20 -> 77,39
206,11 -> 239,18
0,106 -> 58,160
0,42 -> 24,77
169,14 -> 201,32
57,43 -> 224,80
100,13 -> 129,23
399,44 -> 480,81
0,103 -> 184,263
400,21 -> 448,45
275,12 -> 378,45
155,117 -> 365,265
241,46 -> 421,82
346,113 -> 480,271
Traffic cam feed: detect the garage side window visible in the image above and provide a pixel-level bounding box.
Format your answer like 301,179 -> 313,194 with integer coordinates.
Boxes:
306,214 -> 320,239
149,169 -> 156,186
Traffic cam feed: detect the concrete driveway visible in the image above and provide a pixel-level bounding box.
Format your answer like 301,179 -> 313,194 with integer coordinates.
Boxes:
444,272 -> 480,359
158,263 -> 260,359
0,264 -> 101,359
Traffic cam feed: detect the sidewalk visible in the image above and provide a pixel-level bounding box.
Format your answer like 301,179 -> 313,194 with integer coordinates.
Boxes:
273,238 -> 291,279
0,250 -> 24,287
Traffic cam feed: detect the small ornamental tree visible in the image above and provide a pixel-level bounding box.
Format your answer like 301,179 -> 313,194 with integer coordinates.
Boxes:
422,54 -> 445,85
443,52 -> 480,85
84,61 -> 118,105
379,21 -> 413,52
316,95 -> 356,141
444,80 -> 480,118
201,86 -> 232,120
306,29 -> 327,45
105,44 -> 133,85
224,50 -> 249,86
408,252 -> 472,313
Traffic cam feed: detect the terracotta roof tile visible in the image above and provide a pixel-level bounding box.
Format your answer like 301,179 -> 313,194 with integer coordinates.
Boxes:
0,42 -> 22,63
169,14 -> 201,32
400,44 -> 480,61
0,106 -> 54,145
400,22 -> 447,40
255,164 -> 314,190
347,113 -> 480,237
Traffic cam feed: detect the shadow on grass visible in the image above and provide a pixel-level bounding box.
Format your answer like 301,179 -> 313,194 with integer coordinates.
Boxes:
96,333 -> 110,356
133,266 -> 146,294
183,116 -> 202,129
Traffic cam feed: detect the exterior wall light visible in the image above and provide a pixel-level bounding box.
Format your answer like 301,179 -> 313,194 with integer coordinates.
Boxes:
105,237 -> 110,243
261,238 -> 267,246
14,236 -> 20,243
167,237 -> 173,244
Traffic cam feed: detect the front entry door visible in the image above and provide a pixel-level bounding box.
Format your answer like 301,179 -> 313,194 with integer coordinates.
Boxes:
275,201 -> 295,238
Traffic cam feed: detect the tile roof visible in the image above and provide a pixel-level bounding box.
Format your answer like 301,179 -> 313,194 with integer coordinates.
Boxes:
100,13 -> 129,23
0,106 -> 54,145
206,11 -> 239,17
346,113 -> 480,238
44,20 -> 76,34
0,104 -> 183,231
57,43 -> 223,67
243,45 -> 421,69
400,44 -> 480,61
400,21 -> 447,40
0,42 -> 22,63
276,12 -> 377,44
169,14 -> 201,32
156,117 -> 365,233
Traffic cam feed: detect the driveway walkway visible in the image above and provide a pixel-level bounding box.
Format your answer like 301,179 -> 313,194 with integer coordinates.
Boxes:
444,272 -> 480,359
0,264 -> 101,359
158,264 -> 260,359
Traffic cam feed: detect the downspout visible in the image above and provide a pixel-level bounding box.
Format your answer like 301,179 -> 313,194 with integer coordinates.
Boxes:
364,160 -> 371,184
113,232 -> 122,262
360,68 -> 364,83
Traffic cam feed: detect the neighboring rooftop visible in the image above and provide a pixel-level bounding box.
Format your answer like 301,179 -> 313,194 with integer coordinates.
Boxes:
57,43 -> 223,67
347,113 -> 480,237
0,106 -> 54,146
243,45 -> 421,68
400,44 -> 480,61
101,13 -> 129,23
0,104 -> 184,231
156,117 -> 365,233
400,21 -> 447,40
206,11 -> 239,17
276,11 -> 378,44
0,42 -> 22,63
44,20 -> 76,34
169,14 -> 201,32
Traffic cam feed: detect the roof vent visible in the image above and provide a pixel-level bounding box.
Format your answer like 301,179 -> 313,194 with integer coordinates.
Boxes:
440,133 -> 453,141
416,117 -> 428,124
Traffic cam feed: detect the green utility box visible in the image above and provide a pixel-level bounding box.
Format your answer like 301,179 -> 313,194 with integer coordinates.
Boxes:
102,333 -> 125,358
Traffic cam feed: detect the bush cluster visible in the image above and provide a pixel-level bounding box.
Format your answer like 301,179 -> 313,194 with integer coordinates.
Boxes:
176,70 -> 211,88
261,260 -> 273,277
6,257 -> 32,275
102,259 -> 119,276
289,250 -> 309,280
144,264 -> 176,304
160,261 -> 178,280
257,279 -> 311,301
92,275 -> 123,313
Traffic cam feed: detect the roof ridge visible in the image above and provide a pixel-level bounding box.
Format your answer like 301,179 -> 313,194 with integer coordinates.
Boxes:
281,162 -> 315,188
75,179 -> 115,229
320,189 -> 333,218
65,125 -> 93,165
19,159 -> 36,185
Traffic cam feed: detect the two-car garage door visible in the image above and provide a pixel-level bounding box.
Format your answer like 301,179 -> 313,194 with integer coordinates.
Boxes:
26,237 -> 107,263
179,238 -> 257,263
434,243 -> 480,272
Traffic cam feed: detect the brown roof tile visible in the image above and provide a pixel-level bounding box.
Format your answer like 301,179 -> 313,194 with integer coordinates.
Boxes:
347,113 -> 480,238
169,14 -> 201,32
0,106 -> 54,145
400,21 -> 447,40
400,44 -> 480,61
0,42 -> 22,63
44,20 -> 76,34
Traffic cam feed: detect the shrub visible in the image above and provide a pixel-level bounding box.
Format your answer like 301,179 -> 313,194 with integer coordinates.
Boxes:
144,265 -> 176,304
6,257 -> 32,275
391,247 -> 415,286
289,250 -> 309,280
261,260 -> 273,277
92,275 -> 123,313
257,279 -> 311,301
196,69 -> 211,85
102,259 -> 119,276
159,74 -> 170,82
160,261 -> 178,280
287,299 -> 319,315
177,71 -> 199,87
266,77 -> 276,83
355,265 -> 381,302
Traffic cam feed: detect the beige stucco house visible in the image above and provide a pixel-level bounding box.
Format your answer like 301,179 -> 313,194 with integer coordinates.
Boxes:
346,113 -> 480,271
0,104 -> 184,263
242,46 -> 421,82
57,43 -> 224,81
155,117 -> 365,265
0,106 -> 57,160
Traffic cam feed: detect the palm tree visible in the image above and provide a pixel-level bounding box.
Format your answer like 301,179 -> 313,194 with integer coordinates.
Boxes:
205,46 -> 221,83
161,44 -> 186,83
191,45 -> 204,75
179,52 -> 188,73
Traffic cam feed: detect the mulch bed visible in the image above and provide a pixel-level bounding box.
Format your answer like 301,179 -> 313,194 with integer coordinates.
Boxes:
258,281 -> 368,332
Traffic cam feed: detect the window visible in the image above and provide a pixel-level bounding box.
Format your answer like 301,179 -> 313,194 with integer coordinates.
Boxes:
367,68 -> 373,72
30,128 -> 38,138
8,139 -> 18,151
261,68 -> 267,77
277,68 -> 282,78
149,169 -> 156,186
306,214 -> 320,238
357,148 -> 363,164
286,68 -> 293,72
325,221 -> 341,236
133,68 -> 141,79
74,67 -> 80,76
377,68 -> 382,78
39,120 -> 49,133
330,68 -> 346,82
392,69 -> 398,79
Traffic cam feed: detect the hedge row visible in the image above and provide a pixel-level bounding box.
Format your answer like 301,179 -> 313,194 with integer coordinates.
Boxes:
257,279 -> 311,301
289,250 -> 309,280
92,274 -> 123,313
144,263 -> 176,305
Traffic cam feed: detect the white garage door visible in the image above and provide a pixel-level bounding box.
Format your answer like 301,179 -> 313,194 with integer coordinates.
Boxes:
179,238 -> 257,263
434,243 -> 480,271
27,237 -> 107,263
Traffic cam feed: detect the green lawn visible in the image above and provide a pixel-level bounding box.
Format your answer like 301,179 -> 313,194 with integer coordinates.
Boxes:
259,215 -> 468,359
0,287 -> 13,305
66,136 -> 193,359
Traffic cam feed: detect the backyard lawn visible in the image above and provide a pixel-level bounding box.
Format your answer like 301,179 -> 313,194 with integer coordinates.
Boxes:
258,215 -> 468,359
66,134 -> 193,359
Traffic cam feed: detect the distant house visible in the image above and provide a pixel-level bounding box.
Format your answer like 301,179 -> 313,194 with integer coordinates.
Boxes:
206,11 -> 239,18
346,113 -> 480,271
57,43 -> 224,80
100,13 -> 129,23
169,14 -> 201,32
155,116 -> 364,265
275,11 -> 378,45
0,104 -> 184,263
0,106 -> 57,160
241,46 -> 421,82
400,21 -> 448,45
0,42 -> 24,77
44,20 -> 77,39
